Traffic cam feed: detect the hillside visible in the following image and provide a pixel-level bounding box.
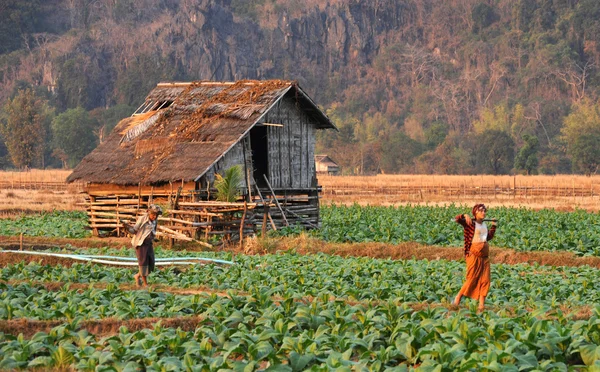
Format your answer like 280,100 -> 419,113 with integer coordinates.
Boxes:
1,0 -> 600,174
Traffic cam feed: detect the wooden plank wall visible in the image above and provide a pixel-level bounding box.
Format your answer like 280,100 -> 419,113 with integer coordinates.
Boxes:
264,96 -> 317,189
201,141 -> 251,189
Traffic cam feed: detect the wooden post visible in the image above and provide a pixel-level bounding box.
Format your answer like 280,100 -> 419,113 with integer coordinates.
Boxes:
253,177 -> 276,231
205,215 -> 211,241
239,201 -> 247,248
90,195 -> 98,236
243,137 -> 253,202
137,183 -> 142,213
116,195 -> 120,236
262,204 -> 269,236
263,174 -> 289,226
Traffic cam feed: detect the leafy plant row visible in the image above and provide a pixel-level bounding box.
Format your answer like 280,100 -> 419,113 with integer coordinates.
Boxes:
3,204 -> 600,256
3,251 -> 600,308
0,283 -> 214,321
0,211 -> 89,238
2,293 -> 600,371
312,204 -> 600,256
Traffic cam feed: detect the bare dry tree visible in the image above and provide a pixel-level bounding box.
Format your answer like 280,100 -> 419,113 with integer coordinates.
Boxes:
554,61 -> 596,102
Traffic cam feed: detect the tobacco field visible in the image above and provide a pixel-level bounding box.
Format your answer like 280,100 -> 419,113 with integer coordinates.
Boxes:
3,205 -> 600,255
1,205 -> 600,369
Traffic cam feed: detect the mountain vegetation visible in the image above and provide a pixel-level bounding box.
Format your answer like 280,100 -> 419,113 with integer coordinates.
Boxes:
1,0 -> 600,175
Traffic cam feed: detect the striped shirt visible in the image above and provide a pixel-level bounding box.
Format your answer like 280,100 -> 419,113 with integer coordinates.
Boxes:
455,214 -> 496,255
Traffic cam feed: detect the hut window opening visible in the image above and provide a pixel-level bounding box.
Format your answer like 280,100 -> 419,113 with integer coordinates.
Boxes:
132,100 -> 173,115
250,126 -> 269,187
153,100 -> 173,111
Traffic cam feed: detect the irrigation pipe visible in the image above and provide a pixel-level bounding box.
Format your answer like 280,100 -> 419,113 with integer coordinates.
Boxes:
0,250 -> 235,267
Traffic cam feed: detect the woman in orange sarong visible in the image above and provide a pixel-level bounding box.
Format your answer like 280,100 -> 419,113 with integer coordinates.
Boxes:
452,203 -> 497,311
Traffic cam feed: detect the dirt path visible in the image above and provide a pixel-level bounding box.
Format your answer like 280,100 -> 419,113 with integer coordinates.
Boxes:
2,235 -> 600,270
0,297 -> 592,338
0,316 -> 205,338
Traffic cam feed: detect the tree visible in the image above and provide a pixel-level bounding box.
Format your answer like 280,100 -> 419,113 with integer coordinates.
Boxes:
475,130 -> 515,174
0,135 -> 11,169
472,2 -> 499,33
0,0 -> 41,54
514,134 -> 539,174
561,99 -> 600,174
380,131 -> 424,173
473,103 -> 511,134
51,107 -> 99,168
56,54 -> 103,111
0,88 -> 53,169
90,104 -> 135,143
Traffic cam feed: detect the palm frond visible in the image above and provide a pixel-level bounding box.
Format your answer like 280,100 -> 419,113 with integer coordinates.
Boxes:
214,165 -> 244,202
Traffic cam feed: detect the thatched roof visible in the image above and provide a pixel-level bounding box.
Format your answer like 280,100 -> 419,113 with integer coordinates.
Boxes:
67,80 -> 335,185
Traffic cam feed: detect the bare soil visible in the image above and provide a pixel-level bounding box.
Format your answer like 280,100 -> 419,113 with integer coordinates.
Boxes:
0,316 -> 205,338
3,235 -> 600,270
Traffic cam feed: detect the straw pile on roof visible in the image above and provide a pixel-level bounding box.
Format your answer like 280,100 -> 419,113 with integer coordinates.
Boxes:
67,80 -> 334,185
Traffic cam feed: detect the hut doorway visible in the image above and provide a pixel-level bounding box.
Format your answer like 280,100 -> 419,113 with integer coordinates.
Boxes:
250,126 -> 269,187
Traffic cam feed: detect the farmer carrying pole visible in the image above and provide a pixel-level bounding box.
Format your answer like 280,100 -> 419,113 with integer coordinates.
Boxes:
452,203 -> 497,312
123,204 -> 163,287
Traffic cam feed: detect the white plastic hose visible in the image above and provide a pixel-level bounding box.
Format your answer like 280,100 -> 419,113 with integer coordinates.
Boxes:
0,250 -> 234,266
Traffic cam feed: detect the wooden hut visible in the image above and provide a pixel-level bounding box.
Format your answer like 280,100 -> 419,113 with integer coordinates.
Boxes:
67,80 -> 336,241
315,155 -> 340,175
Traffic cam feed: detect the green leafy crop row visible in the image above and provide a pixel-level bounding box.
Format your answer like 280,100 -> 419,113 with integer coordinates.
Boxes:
312,204 -> 600,256
2,295 -> 600,370
3,251 -> 600,308
0,211 -> 89,238
2,205 -> 600,256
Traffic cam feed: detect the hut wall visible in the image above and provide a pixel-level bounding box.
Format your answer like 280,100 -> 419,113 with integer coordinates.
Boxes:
262,96 -> 317,189
201,138 -> 253,190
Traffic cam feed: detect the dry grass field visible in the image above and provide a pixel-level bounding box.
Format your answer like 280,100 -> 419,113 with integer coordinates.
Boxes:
319,174 -> 600,211
0,170 -> 84,216
0,189 -> 85,216
3,170 -> 600,213
0,169 -> 72,183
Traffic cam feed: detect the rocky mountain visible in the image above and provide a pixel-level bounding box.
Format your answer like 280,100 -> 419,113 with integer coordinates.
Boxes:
2,0 -> 600,174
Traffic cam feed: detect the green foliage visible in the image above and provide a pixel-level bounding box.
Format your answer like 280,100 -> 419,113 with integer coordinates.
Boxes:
0,136 -> 11,168
214,165 -> 244,202
380,131 -> 424,173
561,99 -> 600,174
90,104 -> 135,137
2,250 -> 600,369
317,204 -> 600,256
424,121 -> 448,148
0,88 -> 54,169
514,134 -> 540,174
2,1 -> 600,174
231,0 -> 265,21
51,107 -> 99,168
473,103 -> 528,137
475,130 -> 515,174
472,2 -> 499,32
56,54 -> 101,111
114,54 -> 179,107
0,211 -> 89,238
0,0 -> 42,54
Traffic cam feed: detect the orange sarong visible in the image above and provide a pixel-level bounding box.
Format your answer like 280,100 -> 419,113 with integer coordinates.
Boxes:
458,242 -> 490,299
